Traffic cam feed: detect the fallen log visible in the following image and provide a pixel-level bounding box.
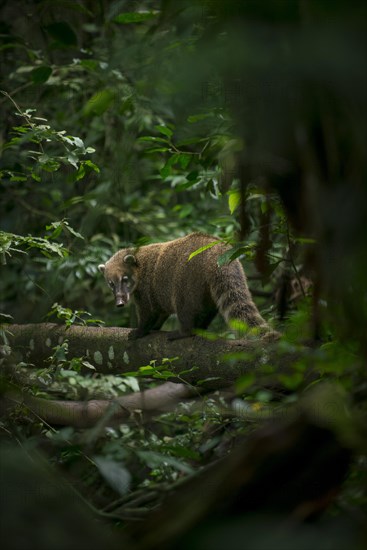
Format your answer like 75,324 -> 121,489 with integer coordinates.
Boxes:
5,323 -> 301,388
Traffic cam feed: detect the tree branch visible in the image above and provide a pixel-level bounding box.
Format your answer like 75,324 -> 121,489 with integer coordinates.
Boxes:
4,382 -> 196,428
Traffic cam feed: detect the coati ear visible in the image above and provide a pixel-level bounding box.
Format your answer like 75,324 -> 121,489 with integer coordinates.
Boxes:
123,254 -> 137,265
98,264 -> 106,273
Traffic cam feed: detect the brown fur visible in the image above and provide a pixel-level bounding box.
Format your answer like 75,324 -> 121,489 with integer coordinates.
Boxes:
99,233 -> 271,339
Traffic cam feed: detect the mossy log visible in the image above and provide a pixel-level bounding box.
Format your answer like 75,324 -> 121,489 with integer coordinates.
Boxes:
5,323 -> 302,388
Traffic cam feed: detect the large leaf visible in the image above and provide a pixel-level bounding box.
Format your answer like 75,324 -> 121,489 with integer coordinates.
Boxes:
83,89 -> 115,116
228,190 -> 241,214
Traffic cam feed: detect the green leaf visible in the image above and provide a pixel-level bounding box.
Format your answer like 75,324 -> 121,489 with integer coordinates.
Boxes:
176,137 -> 207,146
187,113 -> 214,123
10,175 -> 27,182
160,154 -> 179,179
75,164 -> 85,181
138,136 -> 170,144
114,12 -> 157,24
188,241 -> 220,261
186,171 -> 199,182
0,313 -> 13,321
83,89 -> 115,116
83,160 -> 100,172
293,237 -> 317,244
247,193 -> 265,201
53,344 -> 68,362
217,244 -> 246,266
228,319 -> 249,333
30,66 -> 52,84
81,361 -> 96,370
152,370 -> 174,379
228,191 -> 241,214
79,59 -> 99,71
138,365 -> 155,374
67,153 -> 79,169
30,172 -> 41,182
145,147 -> 171,153
40,159 -> 61,172
64,224 -> 84,240
44,22 -> 77,46
193,329 -> 219,340
154,125 -> 173,138
260,200 -> 268,214
46,222 -> 63,239
177,153 -> 191,169
59,134 -> 84,149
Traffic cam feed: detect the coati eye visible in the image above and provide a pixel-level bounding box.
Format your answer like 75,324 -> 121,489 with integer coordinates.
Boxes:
122,276 -> 128,281
108,280 -> 114,288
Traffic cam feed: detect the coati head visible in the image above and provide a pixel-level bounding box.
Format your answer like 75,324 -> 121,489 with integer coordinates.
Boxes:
98,254 -> 138,308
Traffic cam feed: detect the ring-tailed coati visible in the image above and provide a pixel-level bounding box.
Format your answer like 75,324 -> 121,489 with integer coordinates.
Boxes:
98,233 -> 273,339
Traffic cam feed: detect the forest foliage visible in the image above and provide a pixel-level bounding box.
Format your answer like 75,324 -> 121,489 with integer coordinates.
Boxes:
0,1 -> 366,548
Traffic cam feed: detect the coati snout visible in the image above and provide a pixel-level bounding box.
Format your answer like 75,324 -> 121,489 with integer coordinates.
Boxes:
99,233 -> 275,340
98,254 -> 137,308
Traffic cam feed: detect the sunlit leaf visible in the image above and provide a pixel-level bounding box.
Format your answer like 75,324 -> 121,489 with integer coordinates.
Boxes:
188,240 -> 220,261
228,190 -> 241,214
81,361 -> 96,370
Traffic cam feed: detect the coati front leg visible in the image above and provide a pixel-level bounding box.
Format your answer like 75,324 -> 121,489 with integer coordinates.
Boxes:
128,308 -> 167,340
168,308 -> 216,341
167,310 -> 195,340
